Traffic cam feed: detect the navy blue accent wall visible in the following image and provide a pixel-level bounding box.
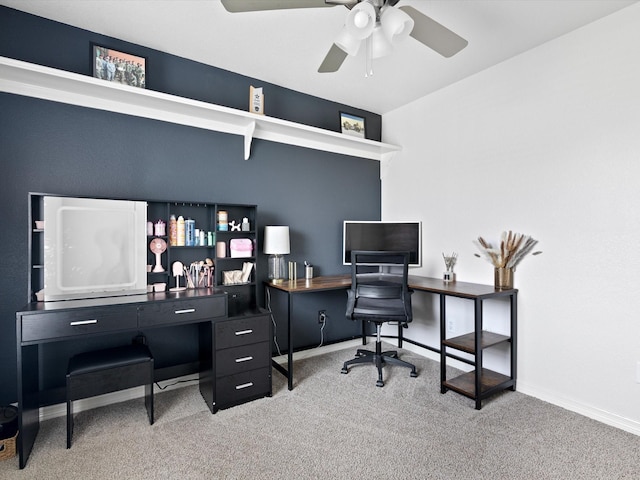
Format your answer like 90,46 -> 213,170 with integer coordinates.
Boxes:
0,6 -> 382,404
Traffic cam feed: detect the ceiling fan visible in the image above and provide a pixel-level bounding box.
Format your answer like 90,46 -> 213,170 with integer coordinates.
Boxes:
221,0 -> 468,74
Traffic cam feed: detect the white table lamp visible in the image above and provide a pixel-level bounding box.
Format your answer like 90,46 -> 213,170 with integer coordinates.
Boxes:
264,226 -> 290,283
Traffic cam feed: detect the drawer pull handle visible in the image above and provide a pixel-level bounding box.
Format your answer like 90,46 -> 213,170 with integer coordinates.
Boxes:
235,382 -> 253,390
174,308 -> 196,314
235,329 -> 253,336
70,319 -> 98,326
235,356 -> 253,363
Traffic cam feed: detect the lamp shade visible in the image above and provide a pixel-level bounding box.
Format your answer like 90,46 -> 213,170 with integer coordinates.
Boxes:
345,1 -> 376,40
380,5 -> 414,45
263,226 -> 290,255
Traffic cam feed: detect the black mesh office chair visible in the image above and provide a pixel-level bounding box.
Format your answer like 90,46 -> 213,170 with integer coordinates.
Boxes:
341,250 -> 418,387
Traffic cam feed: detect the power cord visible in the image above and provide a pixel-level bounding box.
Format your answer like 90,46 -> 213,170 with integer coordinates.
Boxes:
154,378 -> 197,390
265,287 -> 282,357
317,318 -> 325,348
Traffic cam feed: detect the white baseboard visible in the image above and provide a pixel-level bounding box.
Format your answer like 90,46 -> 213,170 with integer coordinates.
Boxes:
40,340 -> 640,437
40,341 -> 356,423
39,373 -> 200,422
379,339 -> 640,437
272,339 -> 361,365
516,381 -> 640,437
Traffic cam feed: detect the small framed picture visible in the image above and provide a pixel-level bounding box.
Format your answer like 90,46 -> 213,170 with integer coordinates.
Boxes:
340,112 -> 366,138
92,43 -> 146,89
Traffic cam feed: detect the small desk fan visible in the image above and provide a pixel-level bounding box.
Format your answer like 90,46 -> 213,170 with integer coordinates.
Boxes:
149,238 -> 167,272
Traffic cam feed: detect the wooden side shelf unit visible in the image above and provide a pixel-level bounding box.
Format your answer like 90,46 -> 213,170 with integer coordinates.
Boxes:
438,287 -> 518,410
402,276 -> 518,410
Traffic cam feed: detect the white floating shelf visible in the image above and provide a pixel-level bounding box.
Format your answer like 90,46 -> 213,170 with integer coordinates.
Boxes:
0,56 -> 400,162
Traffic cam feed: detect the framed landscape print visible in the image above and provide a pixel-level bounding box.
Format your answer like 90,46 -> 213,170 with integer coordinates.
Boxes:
340,112 -> 365,138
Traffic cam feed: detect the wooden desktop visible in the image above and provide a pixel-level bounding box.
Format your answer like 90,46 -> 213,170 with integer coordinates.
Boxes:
266,274 -> 518,409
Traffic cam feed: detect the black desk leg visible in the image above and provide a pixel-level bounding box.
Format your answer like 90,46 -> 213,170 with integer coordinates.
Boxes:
267,285 -> 293,390
17,343 -> 40,469
287,293 -> 294,390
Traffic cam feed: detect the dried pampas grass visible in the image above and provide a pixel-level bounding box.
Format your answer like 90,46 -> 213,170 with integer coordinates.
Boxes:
474,231 -> 541,269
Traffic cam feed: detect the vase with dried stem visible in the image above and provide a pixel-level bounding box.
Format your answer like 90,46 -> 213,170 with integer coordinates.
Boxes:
442,252 -> 457,283
473,231 -> 541,289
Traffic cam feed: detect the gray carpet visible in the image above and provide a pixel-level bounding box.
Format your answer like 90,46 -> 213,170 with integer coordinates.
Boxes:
1,344 -> 638,479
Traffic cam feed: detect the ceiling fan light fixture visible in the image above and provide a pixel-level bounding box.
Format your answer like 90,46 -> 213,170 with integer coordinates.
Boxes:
335,26 -> 363,56
371,25 -> 394,59
380,5 -> 414,45
345,1 -> 376,39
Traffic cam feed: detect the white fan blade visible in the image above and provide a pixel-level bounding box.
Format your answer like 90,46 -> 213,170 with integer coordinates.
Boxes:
399,5 -> 468,58
221,0 -> 336,12
318,44 -> 349,73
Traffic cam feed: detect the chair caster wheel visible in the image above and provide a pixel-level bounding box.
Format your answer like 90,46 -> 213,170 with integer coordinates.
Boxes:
341,367 -> 348,374
410,371 -> 418,378
376,380 -> 384,387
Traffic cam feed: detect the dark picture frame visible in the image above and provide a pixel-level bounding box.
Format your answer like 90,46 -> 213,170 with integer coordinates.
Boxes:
91,43 -> 146,89
340,112 -> 366,138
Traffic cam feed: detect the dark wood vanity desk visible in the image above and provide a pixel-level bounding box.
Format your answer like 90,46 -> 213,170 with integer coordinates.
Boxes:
267,274 -> 518,410
15,289 -> 272,469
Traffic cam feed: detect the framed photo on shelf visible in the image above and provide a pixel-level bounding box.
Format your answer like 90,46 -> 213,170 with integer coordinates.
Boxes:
340,112 -> 365,138
91,43 -> 146,89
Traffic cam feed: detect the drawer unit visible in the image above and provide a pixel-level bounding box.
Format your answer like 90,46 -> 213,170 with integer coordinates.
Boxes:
214,314 -> 270,349
215,341 -> 271,377
138,295 -> 226,327
212,311 -> 272,411
21,306 -> 138,343
215,367 -> 271,410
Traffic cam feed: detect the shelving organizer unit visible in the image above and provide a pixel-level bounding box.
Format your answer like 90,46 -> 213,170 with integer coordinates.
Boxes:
28,195 -> 259,311
0,56 -> 401,169
435,281 -> 518,410
146,201 -> 258,313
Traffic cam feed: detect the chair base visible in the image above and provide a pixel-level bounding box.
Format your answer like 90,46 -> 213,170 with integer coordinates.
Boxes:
341,329 -> 417,387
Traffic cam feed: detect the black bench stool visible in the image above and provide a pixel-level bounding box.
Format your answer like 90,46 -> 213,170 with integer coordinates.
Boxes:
66,343 -> 154,448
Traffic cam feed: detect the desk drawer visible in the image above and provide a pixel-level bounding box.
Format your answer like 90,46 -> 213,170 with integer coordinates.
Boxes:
216,342 -> 270,378
21,307 -> 138,343
138,296 -> 226,327
215,314 -> 269,349
216,367 -> 271,408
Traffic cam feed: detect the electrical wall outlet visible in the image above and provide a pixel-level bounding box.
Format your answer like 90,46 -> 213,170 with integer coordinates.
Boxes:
318,310 -> 327,324
447,319 -> 454,333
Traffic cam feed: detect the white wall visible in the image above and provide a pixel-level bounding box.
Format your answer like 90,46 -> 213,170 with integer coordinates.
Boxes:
382,4 -> 640,434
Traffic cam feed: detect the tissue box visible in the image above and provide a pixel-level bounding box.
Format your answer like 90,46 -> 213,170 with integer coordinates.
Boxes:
230,238 -> 253,258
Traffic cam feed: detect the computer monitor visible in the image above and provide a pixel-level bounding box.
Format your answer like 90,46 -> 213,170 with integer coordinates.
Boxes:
343,221 -> 422,267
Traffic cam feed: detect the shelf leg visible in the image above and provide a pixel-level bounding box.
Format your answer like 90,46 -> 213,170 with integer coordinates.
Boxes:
439,294 -> 447,393
474,298 -> 483,410
510,292 -> 518,391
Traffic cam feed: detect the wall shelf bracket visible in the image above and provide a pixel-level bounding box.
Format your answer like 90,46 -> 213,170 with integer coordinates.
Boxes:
243,120 -> 256,160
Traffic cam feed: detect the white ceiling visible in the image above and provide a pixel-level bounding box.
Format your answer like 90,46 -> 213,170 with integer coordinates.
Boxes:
2,0 -> 637,114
